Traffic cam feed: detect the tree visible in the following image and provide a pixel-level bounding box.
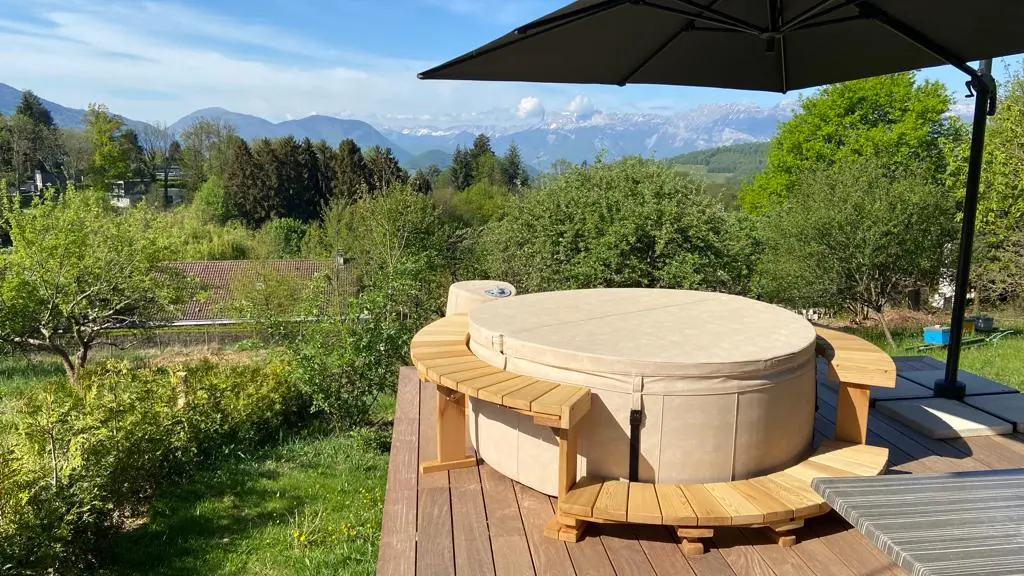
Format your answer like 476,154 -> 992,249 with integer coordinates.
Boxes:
295,137 -> 323,222
974,65 -> 1024,304
14,91 -> 55,128
449,145 -> 474,191
83,104 -> 130,188
364,146 -> 408,192
57,129 -> 93,184
754,157 -> 957,346
0,185 -> 196,382
140,122 -> 176,203
272,136 -> 305,221
410,169 -> 432,194
179,117 -> 235,192
223,137 -> 270,227
332,138 -> 369,201
469,133 -> 493,165
479,157 -> 755,294
117,127 -> 147,180
312,140 -> 337,209
739,72 -> 967,214
500,142 -> 530,190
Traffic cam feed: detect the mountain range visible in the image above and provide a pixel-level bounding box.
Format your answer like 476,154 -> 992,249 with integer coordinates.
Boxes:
1,82 -> 802,170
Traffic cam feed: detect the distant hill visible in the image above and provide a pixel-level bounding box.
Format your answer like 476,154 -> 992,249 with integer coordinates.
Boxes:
408,149 -> 452,170
169,108 -> 414,166
667,141 -> 769,184
0,82 -> 150,133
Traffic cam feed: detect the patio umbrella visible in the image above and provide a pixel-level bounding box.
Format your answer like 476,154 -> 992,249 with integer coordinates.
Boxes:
419,0 -> 1024,400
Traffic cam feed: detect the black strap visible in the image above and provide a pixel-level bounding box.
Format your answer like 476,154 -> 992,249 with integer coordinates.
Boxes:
628,409 -> 642,481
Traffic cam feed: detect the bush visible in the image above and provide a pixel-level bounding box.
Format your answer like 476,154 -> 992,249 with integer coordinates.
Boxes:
254,218 -> 307,259
0,357 -> 304,573
447,181 -> 512,227
477,157 -> 756,293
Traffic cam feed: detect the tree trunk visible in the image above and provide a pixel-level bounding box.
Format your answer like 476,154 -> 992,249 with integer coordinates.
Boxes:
56,350 -> 77,385
75,345 -> 90,375
908,289 -> 922,311
876,308 -> 896,349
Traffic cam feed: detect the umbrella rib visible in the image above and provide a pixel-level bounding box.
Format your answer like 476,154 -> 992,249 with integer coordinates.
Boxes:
857,2 -> 980,83
616,0 -> 728,86
768,0 -> 788,93
663,0 -> 764,34
781,0 -> 864,32
640,2 -> 761,35
418,0 -> 631,79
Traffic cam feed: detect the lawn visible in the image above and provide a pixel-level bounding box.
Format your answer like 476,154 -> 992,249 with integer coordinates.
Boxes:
104,429 -> 390,576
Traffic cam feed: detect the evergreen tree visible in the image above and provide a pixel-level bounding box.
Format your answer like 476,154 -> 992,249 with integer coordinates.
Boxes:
250,138 -> 283,225
410,169 -> 432,194
313,139 -> 337,210
500,142 -> 530,190
469,133 -> 493,165
273,136 -> 304,220
295,137 -> 322,222
333,138 -> 369,201
365,146 -> 408,192
223,137 -> 263,226
15,91 -> 55,128
449,145 -> 474,191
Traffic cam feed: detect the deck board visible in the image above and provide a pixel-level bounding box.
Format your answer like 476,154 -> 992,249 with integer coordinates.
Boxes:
379,360 -> 1024,576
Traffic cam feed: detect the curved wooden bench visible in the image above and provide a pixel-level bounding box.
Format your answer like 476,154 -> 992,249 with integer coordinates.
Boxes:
410,315 -> 896,553
410,314 -> 591,473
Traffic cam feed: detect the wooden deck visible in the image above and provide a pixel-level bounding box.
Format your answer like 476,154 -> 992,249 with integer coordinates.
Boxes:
378,356 -> 1024,576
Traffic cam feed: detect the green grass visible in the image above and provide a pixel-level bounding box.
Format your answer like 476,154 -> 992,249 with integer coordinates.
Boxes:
104,427 -> 390,576
0,354 -> 65,401
844,322 -> 1024,391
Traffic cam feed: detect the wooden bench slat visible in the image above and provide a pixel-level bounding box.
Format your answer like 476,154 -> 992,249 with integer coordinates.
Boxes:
654,484 -> 698,526
731,480 -> 794,523
810,441 -> 889,476
748,475 -> 822,519
593,480 -> 629,522
532,384 -> 585,416
425,359 -> 491,380
815,326 -> 896,389
680,484 -> 733,526
456,371 -> 519,396
763,472 -> 830,515
560,477 -> 604,517
440,366 -> 502,389
784,459 -> 856,484
703,482 -> 764,525
503,381 -> 559,411
626,482 -> 662,524
476,376 -> 538,404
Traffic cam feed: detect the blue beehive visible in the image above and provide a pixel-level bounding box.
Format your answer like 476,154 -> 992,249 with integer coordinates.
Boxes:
923,326 -> 951,345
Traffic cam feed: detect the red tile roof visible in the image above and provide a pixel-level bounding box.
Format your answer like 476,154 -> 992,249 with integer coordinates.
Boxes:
166,260 -> 351,323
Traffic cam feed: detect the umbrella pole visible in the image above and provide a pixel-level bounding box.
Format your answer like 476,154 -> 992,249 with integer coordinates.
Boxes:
934,60 -> 994,400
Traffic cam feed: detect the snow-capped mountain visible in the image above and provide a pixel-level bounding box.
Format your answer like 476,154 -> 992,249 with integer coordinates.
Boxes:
380,101 -> 798,168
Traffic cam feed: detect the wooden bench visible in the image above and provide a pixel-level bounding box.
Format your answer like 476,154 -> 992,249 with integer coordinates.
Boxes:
411,315 -> 897,554
409,314 -> 592,474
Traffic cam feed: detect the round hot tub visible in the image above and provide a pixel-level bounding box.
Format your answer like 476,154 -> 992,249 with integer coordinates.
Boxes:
465,288 -> 818,497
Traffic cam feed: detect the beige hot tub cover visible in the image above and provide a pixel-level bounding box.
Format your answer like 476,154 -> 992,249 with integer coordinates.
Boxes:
466,288 -> 818,496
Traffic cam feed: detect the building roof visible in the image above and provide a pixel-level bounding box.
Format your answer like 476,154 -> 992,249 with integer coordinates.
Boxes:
166,259 -> 351,323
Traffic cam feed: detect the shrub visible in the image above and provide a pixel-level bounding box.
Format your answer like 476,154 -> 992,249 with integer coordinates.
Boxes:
254,217 -> 307,259
0,357 -> 304,573
478,157 -> 756,294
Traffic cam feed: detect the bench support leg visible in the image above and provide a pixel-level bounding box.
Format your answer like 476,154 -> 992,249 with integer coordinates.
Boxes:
835,382 -> 871,444
765,519 -> 803,548
677,528 -> 714,556
420,384 -> 476,474
543,426 -> 585,542
545,516 -> 587,542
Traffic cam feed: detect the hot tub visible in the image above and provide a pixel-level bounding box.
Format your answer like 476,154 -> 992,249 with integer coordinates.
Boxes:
465,288 -> 818,497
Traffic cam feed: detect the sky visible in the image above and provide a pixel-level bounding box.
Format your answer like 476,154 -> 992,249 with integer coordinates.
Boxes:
0,0 -> 1021,127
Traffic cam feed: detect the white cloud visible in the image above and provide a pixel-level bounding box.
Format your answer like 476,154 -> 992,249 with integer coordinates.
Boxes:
566,94 -> 596,115
0,0 -> 575,125
515,96 -> 545,119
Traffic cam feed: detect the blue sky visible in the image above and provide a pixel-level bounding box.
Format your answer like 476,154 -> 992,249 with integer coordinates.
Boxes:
0,0 -> 1020,127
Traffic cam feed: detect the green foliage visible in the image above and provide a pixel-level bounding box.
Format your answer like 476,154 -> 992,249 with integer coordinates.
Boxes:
754,157 -> 957,344
448,145 -> 474,191
975,65 -> 1024,303
363,146 -> 408,193
740,73 -> 967,214
333,139 -> 369,201
158,206 -> 257,261
83,104 -> 130,188
478,157 -> 755,293
499,142 -> 530,190
179,118 -> 236,194
0,357 -> 305,573
448,181 -> 512,227
666,142 -> 768,178
0,185 -> 197,381
254,218 -> 308,259
192,174 -> 233,225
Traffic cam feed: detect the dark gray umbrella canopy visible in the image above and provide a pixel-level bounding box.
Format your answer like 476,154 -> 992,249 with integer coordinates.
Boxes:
420,0 -> 1024,400
420,0 -> 1024,93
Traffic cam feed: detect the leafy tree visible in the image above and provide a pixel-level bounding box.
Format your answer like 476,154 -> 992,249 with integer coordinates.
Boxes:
116,127 -> 147,180
450,181 -> 511,226
332,138 -> 369,201
254,217 -> 307,259
974,65 -> 1024,304
191,174 -> 233,224
0,185 -> 196,382
479,157 -> 755,294
179,117 -> 235,192
449,145 -> 474,191
83,104 -> 130,188
3,114 -> 38,186
57,129 -> 93,184
500,142 -> 530,190
740,72 -> 967,214
364,146 -> 408,193
14,91 -> 55,128
754,157 -> 957,346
